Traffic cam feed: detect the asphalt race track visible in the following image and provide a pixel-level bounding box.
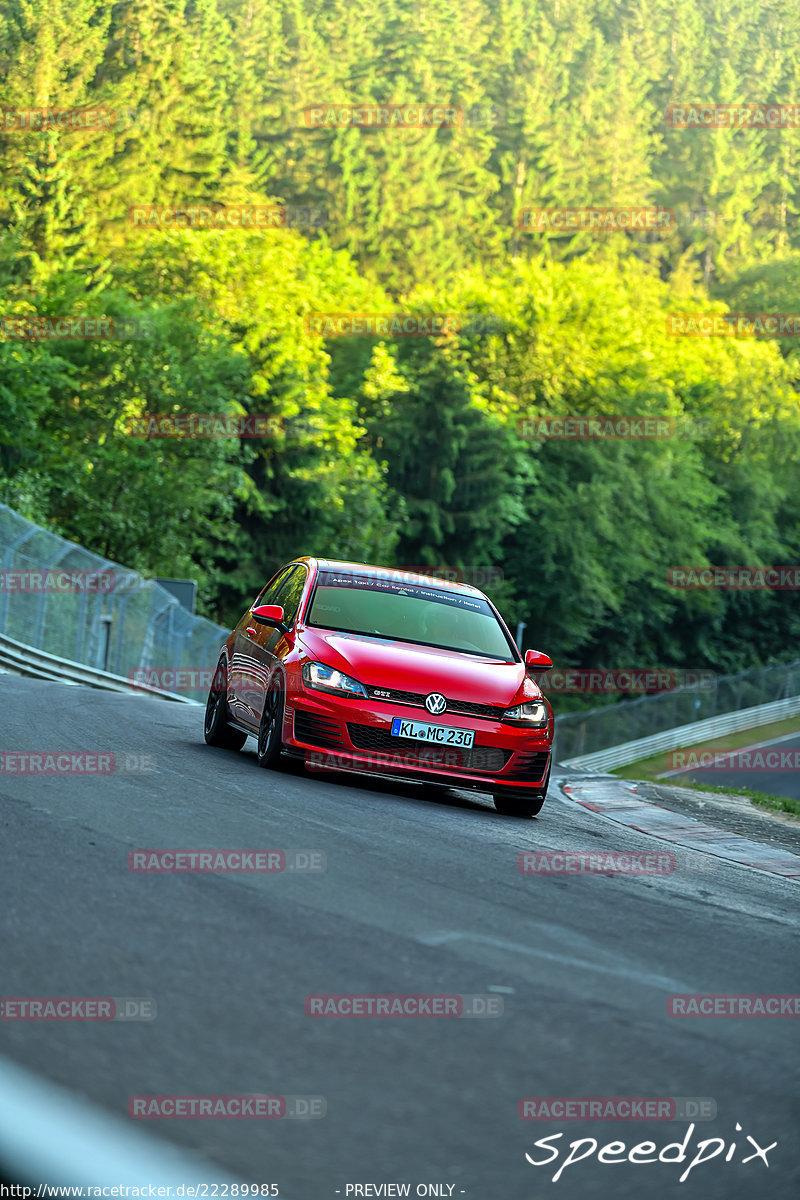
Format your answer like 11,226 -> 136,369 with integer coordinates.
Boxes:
1,675 -> 799,1199
662,733 -> 800,802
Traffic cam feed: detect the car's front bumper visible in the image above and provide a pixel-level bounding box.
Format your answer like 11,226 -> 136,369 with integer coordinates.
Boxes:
284,691 -> 552,793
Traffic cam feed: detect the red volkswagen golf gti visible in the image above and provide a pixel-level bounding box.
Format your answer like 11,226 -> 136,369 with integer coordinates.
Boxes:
203,559 -> 554,816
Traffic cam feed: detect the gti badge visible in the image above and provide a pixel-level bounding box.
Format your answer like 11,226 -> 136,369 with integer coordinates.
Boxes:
425,692 -> 447,715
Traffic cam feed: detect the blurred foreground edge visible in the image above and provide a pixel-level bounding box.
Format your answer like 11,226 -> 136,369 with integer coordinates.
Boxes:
0,1056 -> 238,1188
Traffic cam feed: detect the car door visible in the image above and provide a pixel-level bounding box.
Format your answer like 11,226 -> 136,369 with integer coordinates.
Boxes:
248,564 -> 308,724
231,565 -> 295,727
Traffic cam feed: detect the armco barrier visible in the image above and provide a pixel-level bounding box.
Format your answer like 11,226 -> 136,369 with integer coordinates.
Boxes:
0,631 -> 200,703
560,694 -> 800,773
553,658 -> 800,760
0,503 -> 227,702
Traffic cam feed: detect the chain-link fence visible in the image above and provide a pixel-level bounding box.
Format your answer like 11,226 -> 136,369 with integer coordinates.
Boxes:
554,660 -> 800,761
0,504 -> 227,703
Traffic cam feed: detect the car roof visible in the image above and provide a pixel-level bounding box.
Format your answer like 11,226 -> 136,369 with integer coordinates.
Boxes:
294,557 -> 484,596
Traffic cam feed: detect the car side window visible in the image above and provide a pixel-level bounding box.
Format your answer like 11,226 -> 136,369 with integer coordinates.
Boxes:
254,566 -> 294,609
275,565 -> 307,626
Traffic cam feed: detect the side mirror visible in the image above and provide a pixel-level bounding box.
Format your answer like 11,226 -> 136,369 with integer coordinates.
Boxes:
252,603 -> 288,633
525,649 -> 553,672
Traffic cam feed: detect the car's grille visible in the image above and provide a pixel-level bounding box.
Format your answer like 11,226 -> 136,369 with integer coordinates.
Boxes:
293,710 -> 343,749
505,751 -> 550,782
365,686 -> 504,721
346,724 -> 510,773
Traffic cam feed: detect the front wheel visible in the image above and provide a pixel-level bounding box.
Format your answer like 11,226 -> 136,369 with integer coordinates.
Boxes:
493,763 -> 550,817
256,677 -> 285,769
493,790 -> 546,817
204,658 -> 247,750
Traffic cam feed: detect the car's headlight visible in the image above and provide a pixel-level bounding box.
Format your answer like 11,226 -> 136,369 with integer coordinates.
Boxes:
302,661 -> 367,697
502,700 -> 548,726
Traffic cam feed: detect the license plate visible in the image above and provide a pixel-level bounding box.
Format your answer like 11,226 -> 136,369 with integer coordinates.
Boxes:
390,718 -> 475,748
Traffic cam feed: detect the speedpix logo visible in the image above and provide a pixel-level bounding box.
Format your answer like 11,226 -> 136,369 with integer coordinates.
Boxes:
525,1121 -> 777,1183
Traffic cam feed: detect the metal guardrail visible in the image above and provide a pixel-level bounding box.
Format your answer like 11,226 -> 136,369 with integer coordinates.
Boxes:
560,694 -> 800,773
553,659 -> 800,760
0,631 -> 201,704
0,503 -> 228,702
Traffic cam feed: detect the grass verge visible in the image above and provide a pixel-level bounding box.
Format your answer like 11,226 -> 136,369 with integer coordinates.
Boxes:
610,713 -> 800,819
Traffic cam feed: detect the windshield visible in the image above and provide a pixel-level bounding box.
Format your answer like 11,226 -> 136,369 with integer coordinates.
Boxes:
307,570 -> 517,660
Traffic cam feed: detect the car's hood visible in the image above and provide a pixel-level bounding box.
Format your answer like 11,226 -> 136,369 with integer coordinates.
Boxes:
298,627 -> 541,706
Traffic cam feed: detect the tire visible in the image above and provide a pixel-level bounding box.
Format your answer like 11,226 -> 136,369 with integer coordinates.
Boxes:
256,676 -> 285,769
493,762 -> 550,818
493,791 -> 546,817
204,657 -> 247,750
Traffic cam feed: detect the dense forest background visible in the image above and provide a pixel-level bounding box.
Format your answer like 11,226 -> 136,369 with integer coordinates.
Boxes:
2,0 -> 800,706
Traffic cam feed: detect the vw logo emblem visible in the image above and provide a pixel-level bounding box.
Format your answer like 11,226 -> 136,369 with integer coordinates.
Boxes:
425,692 -> 447,715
